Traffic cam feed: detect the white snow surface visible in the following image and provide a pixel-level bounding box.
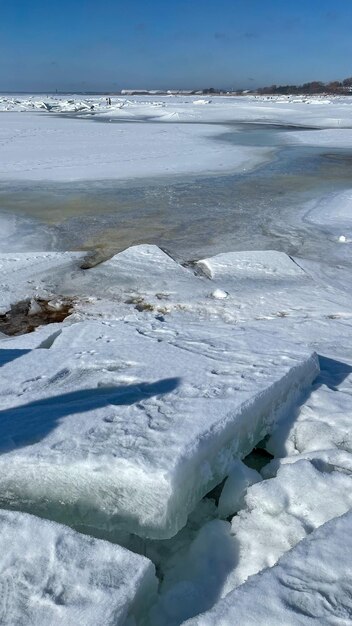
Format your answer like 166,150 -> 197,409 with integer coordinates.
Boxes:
266,364 -> 352,459
183,510 -> 352,626
0,509 -> 156,626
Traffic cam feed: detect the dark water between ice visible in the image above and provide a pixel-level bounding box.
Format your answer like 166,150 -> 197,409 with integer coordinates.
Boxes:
0,121 -> 351,264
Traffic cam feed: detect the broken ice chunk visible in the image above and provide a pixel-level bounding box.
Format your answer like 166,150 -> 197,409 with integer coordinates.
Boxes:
0,509 -> 157,626
183,510 -> 352,626
0,319 -> 319,539
222,455 -> 352,596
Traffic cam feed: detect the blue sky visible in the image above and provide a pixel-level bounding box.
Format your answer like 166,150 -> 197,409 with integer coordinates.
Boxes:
1,0 -> 351,91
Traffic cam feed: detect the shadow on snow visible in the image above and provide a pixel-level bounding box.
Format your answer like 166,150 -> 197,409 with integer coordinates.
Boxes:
0,377 -> 180,453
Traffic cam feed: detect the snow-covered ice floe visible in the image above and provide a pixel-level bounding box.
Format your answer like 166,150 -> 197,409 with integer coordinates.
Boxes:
196,249 -> 305,281
183,509 -> 352,625
0,509 -> 157,626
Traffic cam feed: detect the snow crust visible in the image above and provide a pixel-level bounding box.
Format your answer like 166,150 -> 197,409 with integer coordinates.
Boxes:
183,510 -> 352,625
0,509 -> 156,626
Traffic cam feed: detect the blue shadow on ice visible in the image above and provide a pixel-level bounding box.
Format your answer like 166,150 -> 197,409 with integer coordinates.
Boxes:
266,354 -> 352,452
0,349 -> 31,368
317,355 -> 352,390
0,377 -> 180,453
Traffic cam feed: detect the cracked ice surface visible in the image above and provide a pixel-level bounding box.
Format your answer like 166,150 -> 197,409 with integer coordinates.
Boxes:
183,509 -> 352,626
0,509 -> 157,626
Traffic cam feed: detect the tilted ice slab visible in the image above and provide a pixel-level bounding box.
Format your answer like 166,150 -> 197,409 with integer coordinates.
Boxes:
0,317 -> 318,539
0,510 -> 156,626
195,249 -> 315,321
0,251 -> 84,314
196,249 -> 305,282
183,510 -> 352,626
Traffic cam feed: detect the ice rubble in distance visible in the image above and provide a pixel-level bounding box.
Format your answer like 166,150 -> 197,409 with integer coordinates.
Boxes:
0,509 -> 157,626
0,246 -> 319,540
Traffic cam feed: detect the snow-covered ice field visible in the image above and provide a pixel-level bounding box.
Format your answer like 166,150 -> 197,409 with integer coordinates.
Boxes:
0,94 -> 352,624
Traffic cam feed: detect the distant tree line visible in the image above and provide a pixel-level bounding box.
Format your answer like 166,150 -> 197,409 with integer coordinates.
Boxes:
257,77 -> 352,95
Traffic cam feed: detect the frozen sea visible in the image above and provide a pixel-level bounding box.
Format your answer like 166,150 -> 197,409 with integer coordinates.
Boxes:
0,94 -> 352,626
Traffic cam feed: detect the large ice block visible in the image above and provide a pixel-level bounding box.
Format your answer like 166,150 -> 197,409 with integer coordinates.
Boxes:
0,318 -> 319,539
0,509 -> 156,626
